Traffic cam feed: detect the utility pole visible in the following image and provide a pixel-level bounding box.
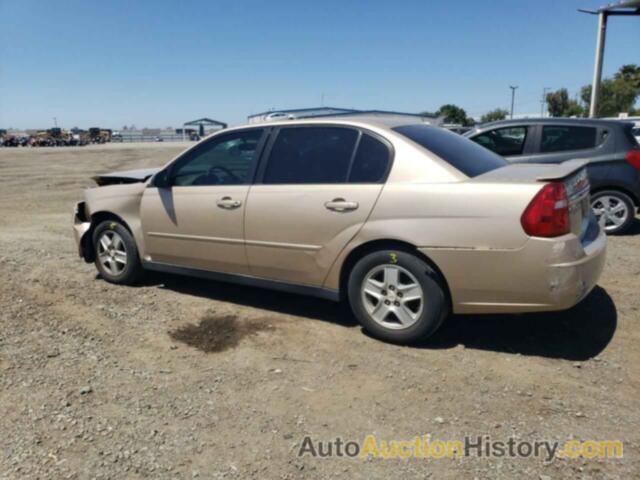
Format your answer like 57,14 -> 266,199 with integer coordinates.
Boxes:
579,4 -> 640,118
509,86 -> 518,119
53,117 -> 58,128
589,11 -> 608,117
540,87 -> 551,117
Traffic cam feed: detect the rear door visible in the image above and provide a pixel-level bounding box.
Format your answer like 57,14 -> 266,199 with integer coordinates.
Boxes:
526,124 -> 615,190
526,124 -> 607,163
244,126 -> 391,286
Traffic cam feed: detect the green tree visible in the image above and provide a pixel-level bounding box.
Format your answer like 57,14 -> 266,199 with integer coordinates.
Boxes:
615,64 -> 640,89
434,104 -> 474,126
545,88 -> 585,117
480,108 -> 509,123
581,64 -> 640,116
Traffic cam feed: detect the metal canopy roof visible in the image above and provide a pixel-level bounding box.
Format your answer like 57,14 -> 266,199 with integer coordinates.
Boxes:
183,118 -> 227,128
579,0 -> 640,14
248,107 -> 357,118
580,1 -> 639,117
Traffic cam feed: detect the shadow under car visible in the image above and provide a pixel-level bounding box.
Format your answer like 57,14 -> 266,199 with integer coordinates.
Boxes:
119,273 -> 617,361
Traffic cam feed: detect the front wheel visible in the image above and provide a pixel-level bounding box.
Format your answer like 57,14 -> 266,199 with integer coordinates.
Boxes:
591,190 -> 635,235
348,250 -> 448,344
92,220 -> 143,285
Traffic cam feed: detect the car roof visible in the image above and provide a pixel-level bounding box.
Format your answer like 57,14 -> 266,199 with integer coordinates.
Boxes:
226,115 -> 431,133
469,117 -> 632,134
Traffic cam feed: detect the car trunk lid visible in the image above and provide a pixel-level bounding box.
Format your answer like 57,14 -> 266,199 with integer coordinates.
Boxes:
472,160 -> 591,239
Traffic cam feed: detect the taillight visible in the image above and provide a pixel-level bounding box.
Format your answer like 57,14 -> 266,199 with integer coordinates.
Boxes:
521,183 -> 570,238
626,148 -> 640,170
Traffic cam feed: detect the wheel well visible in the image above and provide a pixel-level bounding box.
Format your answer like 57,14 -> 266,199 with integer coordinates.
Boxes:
338,239 -> 452,305
81,211 -> 133,262
591,186 -> 639,207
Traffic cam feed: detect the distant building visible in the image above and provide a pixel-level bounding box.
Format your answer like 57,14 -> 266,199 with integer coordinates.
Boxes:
247,107 -> 439,125
182,118 -> 227,137
603,114 -> 640,125
248,107 -> 357,124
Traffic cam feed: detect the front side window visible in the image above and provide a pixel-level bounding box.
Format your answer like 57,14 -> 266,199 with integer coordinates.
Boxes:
170,129 -> 264,186
471,126 -> 528,156
540,126 -> 597,153
263,127 -> 358,184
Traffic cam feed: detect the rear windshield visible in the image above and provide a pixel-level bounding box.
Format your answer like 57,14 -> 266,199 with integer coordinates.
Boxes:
393,124 -> 508,177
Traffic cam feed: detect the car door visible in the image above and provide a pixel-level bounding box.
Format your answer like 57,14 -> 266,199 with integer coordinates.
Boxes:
469,125 -> 536,163
524,123 -> 607,163
244,126 -> 392,286
525,124 -> 616,192
140,128 -> 266,273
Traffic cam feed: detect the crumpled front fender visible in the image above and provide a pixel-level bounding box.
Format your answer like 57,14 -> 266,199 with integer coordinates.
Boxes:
73,201 -> 93,262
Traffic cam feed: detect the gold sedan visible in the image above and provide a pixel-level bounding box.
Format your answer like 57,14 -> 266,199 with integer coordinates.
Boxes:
73,117 -> 606,343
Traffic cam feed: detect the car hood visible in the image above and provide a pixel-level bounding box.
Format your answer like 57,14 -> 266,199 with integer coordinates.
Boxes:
92,168 -> 160,186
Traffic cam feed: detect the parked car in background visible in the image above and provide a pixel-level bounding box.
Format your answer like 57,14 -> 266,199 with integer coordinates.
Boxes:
73,118 -> 605,344
265,112 -> 296,122
465,118 -> 640,234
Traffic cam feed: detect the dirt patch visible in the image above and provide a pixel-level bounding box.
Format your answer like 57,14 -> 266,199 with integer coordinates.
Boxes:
169,314 -> 273,353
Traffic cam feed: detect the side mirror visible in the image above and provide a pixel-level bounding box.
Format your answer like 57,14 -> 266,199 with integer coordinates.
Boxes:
153,169 -> 172,189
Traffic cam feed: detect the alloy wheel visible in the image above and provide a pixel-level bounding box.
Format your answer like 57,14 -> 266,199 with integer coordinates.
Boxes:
361,264 -> 424,330
97,231 -> 127,276
591,195 -> 630,232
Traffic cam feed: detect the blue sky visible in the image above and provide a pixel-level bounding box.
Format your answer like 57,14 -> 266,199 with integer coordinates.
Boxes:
1,0 -> 638,129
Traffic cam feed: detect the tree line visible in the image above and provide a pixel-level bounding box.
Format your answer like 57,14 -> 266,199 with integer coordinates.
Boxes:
421,64 -> 640,125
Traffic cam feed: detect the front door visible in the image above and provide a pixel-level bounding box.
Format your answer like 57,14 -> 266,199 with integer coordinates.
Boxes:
245,126 -> 392,286
470,125 -> 536,163
140,128 -> 266,273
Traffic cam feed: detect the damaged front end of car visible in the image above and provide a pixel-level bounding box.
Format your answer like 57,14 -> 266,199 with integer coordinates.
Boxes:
73,168 -> 159,262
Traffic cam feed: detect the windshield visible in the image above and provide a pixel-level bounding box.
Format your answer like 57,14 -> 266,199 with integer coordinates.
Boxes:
393,124 -> 508,177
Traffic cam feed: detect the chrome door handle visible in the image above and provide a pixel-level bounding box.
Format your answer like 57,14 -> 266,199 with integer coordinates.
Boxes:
324,198 -> 359,212
216,196 -> 242,209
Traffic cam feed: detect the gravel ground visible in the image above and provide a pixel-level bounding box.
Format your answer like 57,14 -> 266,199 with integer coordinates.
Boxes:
0,143 -> 638,479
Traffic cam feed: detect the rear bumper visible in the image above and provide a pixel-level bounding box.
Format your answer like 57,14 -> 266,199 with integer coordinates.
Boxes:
543,226 -> 607,310
421,221 -> 607,314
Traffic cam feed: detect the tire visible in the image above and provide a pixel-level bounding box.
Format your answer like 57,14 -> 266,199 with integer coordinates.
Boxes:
347,249 -> 448,344
92,220 -> 143,285
591,190 -> 636,235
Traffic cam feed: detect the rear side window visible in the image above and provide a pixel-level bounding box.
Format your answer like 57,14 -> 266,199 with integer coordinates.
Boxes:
471,126 -> 528,156
349,133 -> 390,183
263,127 -> 358,184
540,126 -> 597,153
393,124 -> 507,177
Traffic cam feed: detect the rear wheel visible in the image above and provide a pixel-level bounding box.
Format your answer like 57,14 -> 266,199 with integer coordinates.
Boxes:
591,190 -> 635,235
348,250 -> 448,344
92,220 -> 143,284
